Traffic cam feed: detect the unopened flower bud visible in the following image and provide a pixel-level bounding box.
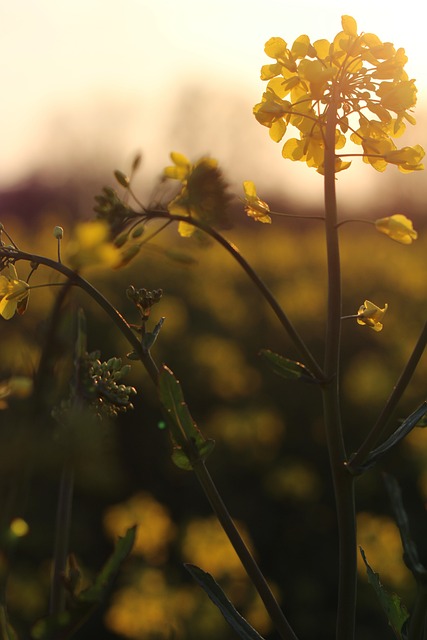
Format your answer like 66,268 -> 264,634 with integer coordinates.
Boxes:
53,226 -> 64,240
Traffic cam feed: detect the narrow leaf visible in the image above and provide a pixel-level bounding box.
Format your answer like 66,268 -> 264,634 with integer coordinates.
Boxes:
359,402 -> 427,471
159,365 -> 214,469
259,349 -> 315,382
0,605 -> 19,640
31,527 -> 136,640
185,564 -> 266,640
384,474 -> 427,580
80,525 -> 136,602
360,547 -> 409,639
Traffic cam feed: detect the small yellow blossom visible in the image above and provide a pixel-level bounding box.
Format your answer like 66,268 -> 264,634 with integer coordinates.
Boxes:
0,264 -> 30,320
242,181 -> 271,223
66,220 -> 121,270
375,214 -> 417,244
164,152 -> 232,237
0,376 -> 33,409
357,300 -> 388,332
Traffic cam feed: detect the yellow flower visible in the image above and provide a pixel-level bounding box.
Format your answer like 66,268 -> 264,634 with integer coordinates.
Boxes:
357,300 -> 388,332
242,181 -> 271,223
255,15 -> 424,174
375,214 -> 417,244
164,152 -> 232,238
0,264 -> 30,320
383,145 -> 425,172
65,220 -> 121,270
163,151 -> 192,181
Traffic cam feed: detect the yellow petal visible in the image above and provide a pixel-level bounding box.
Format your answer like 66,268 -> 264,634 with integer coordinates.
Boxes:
375,214 -> 417,244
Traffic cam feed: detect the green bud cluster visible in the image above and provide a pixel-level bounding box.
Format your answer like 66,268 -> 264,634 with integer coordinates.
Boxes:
94,187 -> 137,235
126,285 -> 163,320
81,351 -> 136,419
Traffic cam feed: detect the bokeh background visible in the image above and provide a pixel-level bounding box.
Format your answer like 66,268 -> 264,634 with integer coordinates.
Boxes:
1,2 -> 427,640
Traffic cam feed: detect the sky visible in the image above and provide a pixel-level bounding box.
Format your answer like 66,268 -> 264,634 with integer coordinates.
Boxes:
1,0 -> 426,212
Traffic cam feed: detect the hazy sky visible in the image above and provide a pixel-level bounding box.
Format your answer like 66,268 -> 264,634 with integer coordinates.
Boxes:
1,0 -> 426,211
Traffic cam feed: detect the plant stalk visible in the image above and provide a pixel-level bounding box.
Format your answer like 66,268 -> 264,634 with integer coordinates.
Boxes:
322,87 -> 357,640
193,459 -> 299,640
50,462 -> 74,614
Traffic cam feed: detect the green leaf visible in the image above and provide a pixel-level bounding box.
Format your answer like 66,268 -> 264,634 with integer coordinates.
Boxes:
358,402 -> 427,471
1,605 -> 19,640
259,349 -> 315,382
185,564 -> 266,640
142,317 -> 165,352
360,547 -> 409,639
384,474 -> 427,580
159,366 -> 215,470
31,527 -> 136,640
79,525 -> 136,603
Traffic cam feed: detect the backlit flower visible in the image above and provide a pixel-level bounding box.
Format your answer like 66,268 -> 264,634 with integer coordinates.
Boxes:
242,181 -> 271,223
164,152 -> 232,238
65,220 -> 121,270
375,214 -> 417,244
0,264 -> 30,319
357,300 -> 388,332
255,16 -> 424,173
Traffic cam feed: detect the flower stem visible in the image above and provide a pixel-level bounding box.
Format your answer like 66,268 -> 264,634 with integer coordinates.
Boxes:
322,88 -> 357,640
50,462 -> 74,614
3,246 -> 298,638
144,211 -> 325,381
193,460 -> 299,640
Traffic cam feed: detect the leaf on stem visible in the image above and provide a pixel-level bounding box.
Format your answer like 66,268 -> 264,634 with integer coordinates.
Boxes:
359,547 -> 409,640
158,365 -> 215,470
383,474 -> 427,581
0,605 -> 19,640
185,564 -> 266,640
259,349 -> 316,382
31,527 -> 136,640
354,402 -> 427,472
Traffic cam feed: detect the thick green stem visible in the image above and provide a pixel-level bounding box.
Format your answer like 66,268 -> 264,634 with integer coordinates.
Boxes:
322,89 -> 357,640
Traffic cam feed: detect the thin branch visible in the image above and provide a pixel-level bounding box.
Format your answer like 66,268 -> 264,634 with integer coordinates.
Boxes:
348,320 -> 427,473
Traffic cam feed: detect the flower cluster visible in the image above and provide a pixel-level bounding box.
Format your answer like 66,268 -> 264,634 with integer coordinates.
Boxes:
164,152 -> 232,237
254,15 -> 424,173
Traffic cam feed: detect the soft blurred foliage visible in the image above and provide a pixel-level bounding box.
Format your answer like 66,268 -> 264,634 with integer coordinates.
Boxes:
1,173 -> 427,640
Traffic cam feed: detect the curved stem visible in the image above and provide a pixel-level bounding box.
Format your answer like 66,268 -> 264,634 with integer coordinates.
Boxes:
0,248 -> 159,384
1,245 -> 298,639
143,211 -> 325,381
321,90 -> 357,640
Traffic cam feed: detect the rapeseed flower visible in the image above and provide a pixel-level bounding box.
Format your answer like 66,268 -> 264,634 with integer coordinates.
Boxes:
242,181 -> 271,223
254,15 -> 424,174
357,300 -> 388,332
0,264 -> 29,319
375,214 -> 417,244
